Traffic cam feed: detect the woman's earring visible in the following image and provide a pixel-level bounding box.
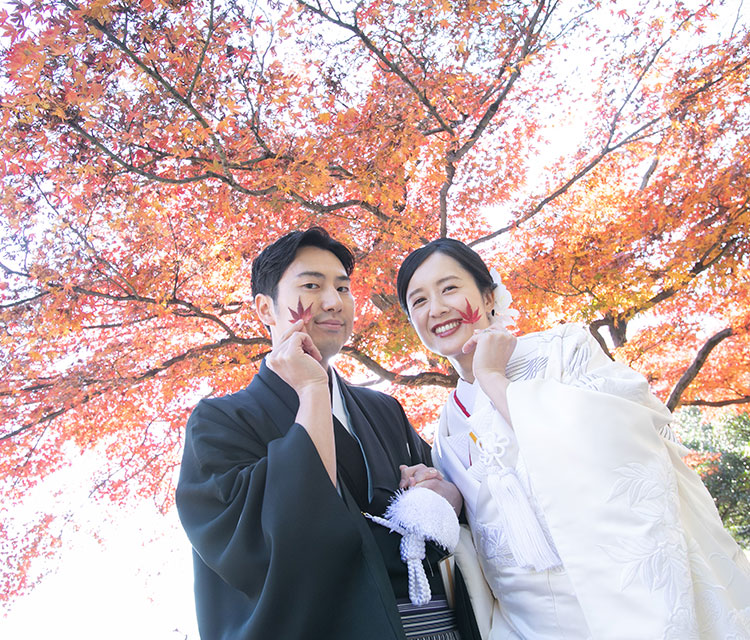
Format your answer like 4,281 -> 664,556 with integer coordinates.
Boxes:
491,309 -> 496,316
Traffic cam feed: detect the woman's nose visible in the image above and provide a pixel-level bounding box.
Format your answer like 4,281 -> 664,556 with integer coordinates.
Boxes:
428,296 -> 449,317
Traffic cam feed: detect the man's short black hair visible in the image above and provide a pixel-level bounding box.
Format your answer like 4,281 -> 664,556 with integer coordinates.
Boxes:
251,227 -> 356,300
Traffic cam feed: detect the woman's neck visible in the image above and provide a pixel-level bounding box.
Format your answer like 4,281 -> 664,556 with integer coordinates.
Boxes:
449,351 -> 475,383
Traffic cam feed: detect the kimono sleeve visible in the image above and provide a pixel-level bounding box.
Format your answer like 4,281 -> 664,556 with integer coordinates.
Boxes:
553,324 -> 673,426
175,396 -> 363,600
502,325 -> 732,638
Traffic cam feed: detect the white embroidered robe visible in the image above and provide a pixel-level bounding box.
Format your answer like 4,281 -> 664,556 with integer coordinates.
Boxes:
434,324 -> 750,640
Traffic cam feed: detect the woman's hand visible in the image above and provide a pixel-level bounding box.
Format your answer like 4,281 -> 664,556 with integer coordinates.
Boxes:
463,323 -> 517,425
463,324 -> 516,388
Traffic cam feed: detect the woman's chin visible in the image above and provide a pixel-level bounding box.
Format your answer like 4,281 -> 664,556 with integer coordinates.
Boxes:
426,336 -> 465,360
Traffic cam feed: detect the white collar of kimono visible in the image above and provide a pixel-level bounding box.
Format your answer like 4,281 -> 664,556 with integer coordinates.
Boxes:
330,367 -> 352,433
454,376 -> 480,417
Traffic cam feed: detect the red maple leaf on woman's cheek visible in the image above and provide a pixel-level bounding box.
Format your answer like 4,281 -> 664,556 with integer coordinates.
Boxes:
458,298 -> 481,324
289,297 -> 313,323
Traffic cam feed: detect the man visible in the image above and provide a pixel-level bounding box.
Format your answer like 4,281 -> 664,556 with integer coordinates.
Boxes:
176,228 -> 479,639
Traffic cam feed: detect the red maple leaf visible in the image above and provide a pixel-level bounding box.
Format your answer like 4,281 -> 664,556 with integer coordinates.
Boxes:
289,297 -> 313,323
458,298 -> 481,324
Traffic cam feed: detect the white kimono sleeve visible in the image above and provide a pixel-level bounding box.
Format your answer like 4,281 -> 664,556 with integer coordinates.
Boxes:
506,324 -> 750,640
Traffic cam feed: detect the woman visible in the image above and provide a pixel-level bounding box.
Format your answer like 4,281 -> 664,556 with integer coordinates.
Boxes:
396,238 -> 750,640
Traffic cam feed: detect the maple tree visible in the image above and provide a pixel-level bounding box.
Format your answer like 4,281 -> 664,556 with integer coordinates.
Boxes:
1,0 -> 749,602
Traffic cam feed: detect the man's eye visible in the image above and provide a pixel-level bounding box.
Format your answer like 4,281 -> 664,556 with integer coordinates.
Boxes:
337,286 -> 350,293
303,283 -> 319,289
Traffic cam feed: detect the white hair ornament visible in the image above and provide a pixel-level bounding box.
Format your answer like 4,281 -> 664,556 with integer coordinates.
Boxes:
490,268 -> 519,328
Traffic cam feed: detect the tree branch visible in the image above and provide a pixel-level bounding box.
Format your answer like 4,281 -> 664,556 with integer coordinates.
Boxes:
439,1 -> 551,230
285,192 -> 391,225
471,19 -> 750,248
0,291 -> 49,309
63,118 -> 278,195
469,119 -> 669,247
682,396 -> 750,408
187,0 -> 215,100
1,336 -> 270,441
666,327 -> 733,411
297,0 -> 455,135
341,346 -> 457,387
59,0 -> 241,183
639,157 -> 659,190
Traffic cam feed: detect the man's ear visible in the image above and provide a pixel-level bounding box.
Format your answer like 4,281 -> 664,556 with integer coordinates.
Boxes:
254,293 -> 277,327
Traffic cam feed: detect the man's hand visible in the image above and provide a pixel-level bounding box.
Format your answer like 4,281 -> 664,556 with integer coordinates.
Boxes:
267,319 -> 335,483
266,319 -> 328,393
399,464 -> 463,516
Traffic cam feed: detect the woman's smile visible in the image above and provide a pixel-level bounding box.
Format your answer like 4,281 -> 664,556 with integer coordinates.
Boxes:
433,320 -> 462,337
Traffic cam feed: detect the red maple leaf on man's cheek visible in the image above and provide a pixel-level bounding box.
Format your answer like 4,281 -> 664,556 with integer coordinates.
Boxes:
289,297 -> 313,323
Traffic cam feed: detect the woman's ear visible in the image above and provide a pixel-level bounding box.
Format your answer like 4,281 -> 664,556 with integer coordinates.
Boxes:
483,288 -> 495,314
254,293 -> 276,327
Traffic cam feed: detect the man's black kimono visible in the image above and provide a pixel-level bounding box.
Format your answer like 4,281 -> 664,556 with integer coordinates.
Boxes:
176,360 -> 478,640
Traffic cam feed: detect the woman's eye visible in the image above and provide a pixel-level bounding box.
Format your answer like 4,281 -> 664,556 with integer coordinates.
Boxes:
337,286 -> 350,293
443,285 -> 457,293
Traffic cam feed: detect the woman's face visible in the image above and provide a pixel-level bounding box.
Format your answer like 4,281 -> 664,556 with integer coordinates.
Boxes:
404,252 -> 494,359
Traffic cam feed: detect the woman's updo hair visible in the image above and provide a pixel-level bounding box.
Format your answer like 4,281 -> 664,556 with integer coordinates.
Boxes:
396,238 -> 496,315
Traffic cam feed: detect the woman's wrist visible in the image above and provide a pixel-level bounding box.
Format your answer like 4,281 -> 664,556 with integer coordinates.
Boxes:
476,370 -> 509,395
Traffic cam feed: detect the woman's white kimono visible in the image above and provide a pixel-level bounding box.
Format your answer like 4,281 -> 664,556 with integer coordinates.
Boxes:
434,324 -> 750,640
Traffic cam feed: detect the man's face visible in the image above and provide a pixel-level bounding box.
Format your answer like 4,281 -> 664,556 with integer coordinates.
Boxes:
261,245 -> 355,364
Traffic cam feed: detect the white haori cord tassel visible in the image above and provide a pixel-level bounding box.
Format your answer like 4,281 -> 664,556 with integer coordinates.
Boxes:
469,403 -> 561,572
485,464 -> 560,571
366,487 -> 460,606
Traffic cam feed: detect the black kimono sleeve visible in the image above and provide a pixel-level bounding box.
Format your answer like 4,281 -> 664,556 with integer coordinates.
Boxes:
176,386 -> 407,640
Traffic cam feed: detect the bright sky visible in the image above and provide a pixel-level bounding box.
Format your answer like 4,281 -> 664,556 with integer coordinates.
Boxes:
0,502 -> 199,639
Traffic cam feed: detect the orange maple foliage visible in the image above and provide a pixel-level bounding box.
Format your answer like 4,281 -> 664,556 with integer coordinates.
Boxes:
1,0 -> 748,602
682,450 -> 722,478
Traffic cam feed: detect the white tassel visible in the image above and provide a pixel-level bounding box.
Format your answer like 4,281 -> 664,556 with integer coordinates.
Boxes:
486,467 -> 560,571
401,533 -> 431,606
469,395 -> 560,571
365,487 -> 460,606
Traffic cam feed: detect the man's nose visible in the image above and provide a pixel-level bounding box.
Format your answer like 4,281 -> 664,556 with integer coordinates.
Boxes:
320,286 -> 343,311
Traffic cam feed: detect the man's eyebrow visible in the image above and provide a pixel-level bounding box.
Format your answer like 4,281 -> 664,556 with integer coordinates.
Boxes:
294,270 -> 350,282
